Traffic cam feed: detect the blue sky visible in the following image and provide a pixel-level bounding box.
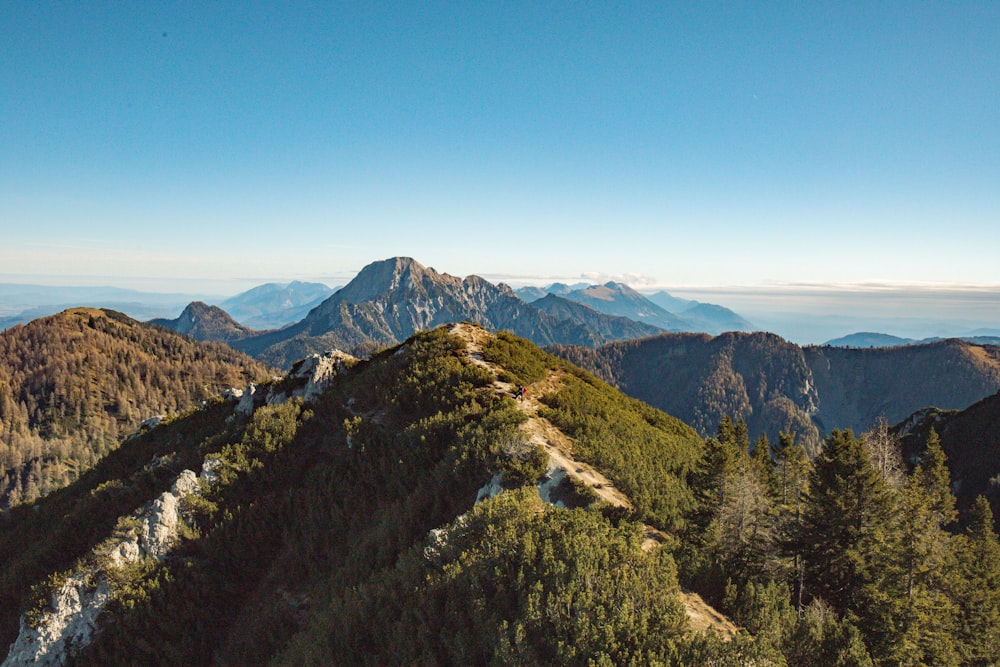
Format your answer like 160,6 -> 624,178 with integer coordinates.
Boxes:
2,2 -> 998,332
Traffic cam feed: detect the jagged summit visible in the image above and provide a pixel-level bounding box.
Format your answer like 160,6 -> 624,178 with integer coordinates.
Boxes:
333,256 -> 433,304
233,257 -> 647,367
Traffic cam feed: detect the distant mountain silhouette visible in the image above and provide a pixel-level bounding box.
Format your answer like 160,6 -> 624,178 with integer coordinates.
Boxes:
531,294 -> 664,341
644,290 -> 696,314
824,332 -> 1000,348
219,281 -> 336,329
518,284 -> 754,335
823,332 -> 915,348
678,302 -> 756,335
150,301 -> 255,344
560,282 -> 689,331
233,258 -> 654,368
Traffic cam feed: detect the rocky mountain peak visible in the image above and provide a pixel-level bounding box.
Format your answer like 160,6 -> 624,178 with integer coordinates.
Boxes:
335,257 -> 438,304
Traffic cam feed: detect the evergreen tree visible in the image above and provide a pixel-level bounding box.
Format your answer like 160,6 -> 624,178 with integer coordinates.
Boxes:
953,496 -> 1000,665
796,430 -> 896,613
887,429 -> 960,665
751,432 -> 775,492
774,432 -> 812,610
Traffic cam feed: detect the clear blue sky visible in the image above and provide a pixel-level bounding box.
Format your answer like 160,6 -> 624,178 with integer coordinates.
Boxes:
2,2 -> 998,324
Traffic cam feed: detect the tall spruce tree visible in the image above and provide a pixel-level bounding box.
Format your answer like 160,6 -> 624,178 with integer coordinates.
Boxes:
887,428 -> 960,665
953,496 -> 1000,665
796,430 -> 897,613
774,432 -> 812,610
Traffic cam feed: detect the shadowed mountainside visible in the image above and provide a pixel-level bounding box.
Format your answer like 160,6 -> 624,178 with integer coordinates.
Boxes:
897,390 -> 1000,521
551,333 -> 1000,455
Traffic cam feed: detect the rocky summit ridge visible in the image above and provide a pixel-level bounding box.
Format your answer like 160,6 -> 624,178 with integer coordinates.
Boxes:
233,257 -> 636,367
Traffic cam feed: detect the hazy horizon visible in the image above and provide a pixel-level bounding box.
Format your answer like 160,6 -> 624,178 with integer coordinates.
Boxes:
3,3 -> 997,342
3,263 -> 1000,345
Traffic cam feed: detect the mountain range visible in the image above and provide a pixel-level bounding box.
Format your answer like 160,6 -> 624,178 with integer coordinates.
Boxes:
551,333 -> 1000,455
4,323 -> 998,664
824,331 -> 1000,348
517,281 -> 755,335
0,281 -> 338,332
142,258 -> 756,369
217,258 -> 685,368
219,280 -> 337,329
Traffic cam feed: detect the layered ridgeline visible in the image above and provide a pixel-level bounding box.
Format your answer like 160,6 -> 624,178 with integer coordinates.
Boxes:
0,308 -> 273,509
3,325 -> 998,665
518,281 -> 755,335
0,325 -> 714,665
219,281 -> 336,330
228,257 -> 665,368
553,333 -> 1000,455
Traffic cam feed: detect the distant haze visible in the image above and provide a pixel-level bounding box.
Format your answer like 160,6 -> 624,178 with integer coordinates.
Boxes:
2,3 -> 997,321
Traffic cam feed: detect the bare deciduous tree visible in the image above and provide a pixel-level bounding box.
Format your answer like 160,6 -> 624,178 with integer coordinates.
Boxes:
862,415 -> 905,488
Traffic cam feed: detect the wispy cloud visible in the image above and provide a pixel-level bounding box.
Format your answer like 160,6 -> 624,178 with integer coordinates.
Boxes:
581,271 -> 658,287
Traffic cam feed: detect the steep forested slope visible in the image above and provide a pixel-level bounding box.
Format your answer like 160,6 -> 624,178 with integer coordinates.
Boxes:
551,332 -> 823,454
0,308 -> 273,508
898,390 -> 1000,521
4,325 -> 999,666
552,334 -> 1000,456
804,339 -> 1000,433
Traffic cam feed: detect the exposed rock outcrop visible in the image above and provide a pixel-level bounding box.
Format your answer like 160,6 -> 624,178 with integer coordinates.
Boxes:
2,460 -> 217,666
232,350 -> 356,418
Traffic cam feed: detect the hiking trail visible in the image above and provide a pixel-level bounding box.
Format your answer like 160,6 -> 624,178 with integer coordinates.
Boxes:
449,323 -> 738,640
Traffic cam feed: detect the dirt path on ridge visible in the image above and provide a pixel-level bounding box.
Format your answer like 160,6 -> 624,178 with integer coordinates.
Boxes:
448,323 -> 738,641
449,324 -> 631,510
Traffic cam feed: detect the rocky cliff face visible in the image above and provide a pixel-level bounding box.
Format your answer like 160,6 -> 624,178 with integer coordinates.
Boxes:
552,333 -> 1000,455
2,462 -> 214,666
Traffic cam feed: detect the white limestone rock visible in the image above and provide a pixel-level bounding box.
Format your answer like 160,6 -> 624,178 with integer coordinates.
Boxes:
235,383 -> 258,415
2,576 -> 110,667
3,466 -> 207,665
475,473 -> 504,504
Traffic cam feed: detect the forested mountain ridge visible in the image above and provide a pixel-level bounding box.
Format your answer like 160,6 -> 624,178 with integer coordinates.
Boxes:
551,332 -> 1000,456
0,324 -> 722,665
897,390 -> 1000,523
805,339 -> 1000,433
550,332 -> 825,453
3,324 -> 998,665
0,308 -> 273,509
